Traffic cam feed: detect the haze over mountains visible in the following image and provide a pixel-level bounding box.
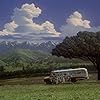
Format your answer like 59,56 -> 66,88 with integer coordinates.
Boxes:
0,34 -> 63,43
0,41 -> 57,53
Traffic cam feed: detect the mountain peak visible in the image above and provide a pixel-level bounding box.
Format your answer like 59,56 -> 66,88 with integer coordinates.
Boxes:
0,41 -> 57,53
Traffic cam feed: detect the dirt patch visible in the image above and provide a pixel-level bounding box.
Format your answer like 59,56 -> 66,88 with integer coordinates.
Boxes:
0,76 -> 45,85
0,73 -> 98,85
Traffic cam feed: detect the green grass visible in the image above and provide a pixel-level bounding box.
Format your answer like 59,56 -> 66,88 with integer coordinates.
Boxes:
0,82 -> 100,100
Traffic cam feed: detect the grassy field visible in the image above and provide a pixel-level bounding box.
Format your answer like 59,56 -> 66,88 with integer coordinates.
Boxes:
0,82 -> 100,100
0,74 -> 99,100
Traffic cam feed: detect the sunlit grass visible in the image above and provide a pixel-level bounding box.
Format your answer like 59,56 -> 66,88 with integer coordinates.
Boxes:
0,82 -> 100,100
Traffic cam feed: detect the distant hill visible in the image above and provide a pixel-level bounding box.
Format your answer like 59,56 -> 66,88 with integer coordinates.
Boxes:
0,41 -> 91,73
0,46 -> 66,64
0,48 -> 51,65
0,41 -> 59,67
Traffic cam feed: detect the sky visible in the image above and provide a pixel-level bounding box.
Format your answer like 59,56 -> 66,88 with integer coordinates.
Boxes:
0,0 -> 100,42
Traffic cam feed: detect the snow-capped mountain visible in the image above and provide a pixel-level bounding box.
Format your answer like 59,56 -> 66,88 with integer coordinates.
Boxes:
0,41 -> 58,53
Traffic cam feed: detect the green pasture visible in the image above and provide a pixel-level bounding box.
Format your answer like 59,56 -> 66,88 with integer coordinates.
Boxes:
0,82 -> 99,100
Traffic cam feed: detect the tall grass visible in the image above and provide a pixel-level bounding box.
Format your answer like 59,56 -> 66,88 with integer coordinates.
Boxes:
0,83 -> 100,100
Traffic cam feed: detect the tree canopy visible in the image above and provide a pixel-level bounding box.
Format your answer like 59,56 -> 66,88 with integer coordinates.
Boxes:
52,31 -> 100,80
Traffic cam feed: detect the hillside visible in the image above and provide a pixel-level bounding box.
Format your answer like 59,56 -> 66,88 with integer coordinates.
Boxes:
0,48 -> 53,67
0,41 -> 93,79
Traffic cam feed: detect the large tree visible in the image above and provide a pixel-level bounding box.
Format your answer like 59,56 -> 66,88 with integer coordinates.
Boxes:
52,31 -> 100,80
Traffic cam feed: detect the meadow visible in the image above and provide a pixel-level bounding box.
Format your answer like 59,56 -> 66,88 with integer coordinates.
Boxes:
0,75 -> 99,100
0,82 -> 100,100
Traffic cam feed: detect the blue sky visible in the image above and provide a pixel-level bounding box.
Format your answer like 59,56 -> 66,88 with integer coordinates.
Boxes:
0,0 -> 100,42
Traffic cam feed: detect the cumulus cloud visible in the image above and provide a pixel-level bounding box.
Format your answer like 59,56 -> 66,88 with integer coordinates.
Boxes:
60,11 -> 100,37
0,3 -> 60,40
67,11 -> 91,28
12,3 -> 42,26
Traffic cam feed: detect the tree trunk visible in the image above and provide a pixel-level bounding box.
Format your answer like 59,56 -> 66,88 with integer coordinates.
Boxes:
96,56 -> 100,80
97,68 -> 100,80
96,55 -> 100,80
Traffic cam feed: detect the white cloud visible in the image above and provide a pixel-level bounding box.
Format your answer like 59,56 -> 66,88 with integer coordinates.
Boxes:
0,21 -> 18,35
12,3 -> 41,26
67,11 -> 91,28
60,11 -> 100,37
4,21 -> 18,33
1,5 -> 100,42
0,3 -> 60,39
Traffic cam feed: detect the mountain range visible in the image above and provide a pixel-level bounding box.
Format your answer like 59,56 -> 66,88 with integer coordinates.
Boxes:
0,40 -> 90,73
0,41 -> 57,54
0,41 -> 61,67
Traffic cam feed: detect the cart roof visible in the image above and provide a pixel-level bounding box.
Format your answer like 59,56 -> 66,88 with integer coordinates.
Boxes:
51,68 -> 87,73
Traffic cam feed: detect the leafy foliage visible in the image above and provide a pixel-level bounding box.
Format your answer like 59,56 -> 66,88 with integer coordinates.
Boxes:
52,31 -> 100,79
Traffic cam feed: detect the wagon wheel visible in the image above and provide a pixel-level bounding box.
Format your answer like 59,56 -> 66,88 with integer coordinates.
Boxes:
71,78 -> 77,83
46,80 -> 52,84
44,78 -> 52,84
